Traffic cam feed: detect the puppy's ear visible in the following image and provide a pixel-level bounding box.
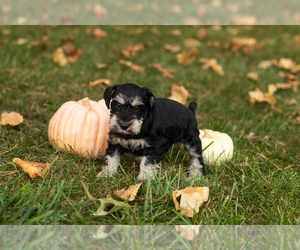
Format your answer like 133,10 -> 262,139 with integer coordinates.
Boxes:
143,87 -> 155,109
103,84 -> 119,109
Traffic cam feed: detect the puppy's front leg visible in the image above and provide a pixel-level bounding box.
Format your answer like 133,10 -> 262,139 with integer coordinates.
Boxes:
96,144 -> 123,178
136,156 -> 160,182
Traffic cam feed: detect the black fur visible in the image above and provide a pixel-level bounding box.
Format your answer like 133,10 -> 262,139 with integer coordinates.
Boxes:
97,83 -> 205,181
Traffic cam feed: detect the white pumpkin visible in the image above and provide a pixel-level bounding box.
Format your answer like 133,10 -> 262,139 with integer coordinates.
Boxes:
48,97 -> 110,159
199,129 -> 234,164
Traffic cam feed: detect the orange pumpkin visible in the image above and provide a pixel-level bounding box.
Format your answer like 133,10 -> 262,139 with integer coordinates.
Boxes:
48,97 -> 110,159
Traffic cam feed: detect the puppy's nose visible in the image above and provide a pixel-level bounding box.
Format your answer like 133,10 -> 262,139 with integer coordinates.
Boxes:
120,122 -> 130,130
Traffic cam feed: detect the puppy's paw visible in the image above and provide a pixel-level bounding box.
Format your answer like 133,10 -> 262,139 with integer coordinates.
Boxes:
96,165 -> 115,178
186,166 -> 204,181
136,171 -> 156,182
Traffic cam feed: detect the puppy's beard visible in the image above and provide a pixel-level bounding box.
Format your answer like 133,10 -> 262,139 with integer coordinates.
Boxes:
109,114 -> 143,135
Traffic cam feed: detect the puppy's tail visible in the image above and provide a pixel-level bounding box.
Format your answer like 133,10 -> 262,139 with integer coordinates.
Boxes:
188,101 -> 197,116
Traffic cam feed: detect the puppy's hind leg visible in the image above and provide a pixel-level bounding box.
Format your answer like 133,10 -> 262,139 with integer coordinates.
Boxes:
96,144 -> 124,178
184,135 -> 205,180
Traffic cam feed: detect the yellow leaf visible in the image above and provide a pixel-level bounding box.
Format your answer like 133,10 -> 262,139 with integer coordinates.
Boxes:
0,112 -> 23,126
114,182 -> 144,201
177,48 -> 198,65
277,58 -> 296,70
247,72 -> 260,82
53,48 -> 68,66
201,58 -> 225,76
89,79 -> 112,89
172,187 -> 209,218
184,39 -> 201,47
13,158 -> 50,179
164,44 -> 181,53
168,84 -> 191,105
169,29 -> 182,36
93,28 -> 107,38
248,87 -> 276,105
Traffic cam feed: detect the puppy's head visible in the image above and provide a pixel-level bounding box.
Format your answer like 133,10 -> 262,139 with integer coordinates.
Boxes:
104,83 -> 155,135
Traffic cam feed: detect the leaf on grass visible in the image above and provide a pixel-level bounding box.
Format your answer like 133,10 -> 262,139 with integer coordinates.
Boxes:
276,58 -> 296,70
278,71 -> 298,81
114,182 -> 143,201
89,79 -> 112,89
0,112 -> 23,126
16,38 -> 27,45
168,84 -> 191,105
184,39 -> 201,47
81,181 -> 131,216
172,187 -> 209,218
119,60 -> 145,72
257,60 -> 273,70
175,225 -> 201,241
230,37 -> 257,54
177,48 -> 199,65
63,42 -> 82,63
197,29 -> 208,39
169,29 -> 182,36
93,28 -> 107,38
247,72 -> 260,82
275,82 -> 298,92
200,58 -> 225,76
248,86 -> 276,105
152,63 -> 175,78
53,47 -> 68,66
122,45 -> 136,58
164,44 -> 181,53
12,158 -> 50,179
95,63 -> 107,69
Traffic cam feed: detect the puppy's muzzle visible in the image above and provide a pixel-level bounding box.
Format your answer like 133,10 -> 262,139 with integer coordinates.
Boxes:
119,122 -> 130,131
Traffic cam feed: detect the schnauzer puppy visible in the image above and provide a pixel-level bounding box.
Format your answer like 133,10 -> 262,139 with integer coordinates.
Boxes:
96,83 -> 205,181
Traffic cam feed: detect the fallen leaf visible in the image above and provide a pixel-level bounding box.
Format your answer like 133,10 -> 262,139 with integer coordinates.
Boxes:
184,39 -> 201,47
277,58 -> 296,70
247,72 -> 260,82
52,48 -> 68,66
294,35 -> 300,45
197,29 -> 208,39
164,44 -> 181,53
226,27 -> 239,35
296,117 -> 300,125
95,63 -> 107,69
122,45 -> 136,58
177,48 -> 199,65
114,182 -> 143,201
278,71 -> 298,81
287,99 -> 298,105
119,60 -> 145,72
0,112 -> 23,126
152,64 -> 175,78
12,158 -> 50,179
93,28 -> 107,38
63,42 -> 82,63
119,59 -> 132,67
172,187 -> 209,217
169,29 -> 182,36
175,225 -> 201,241
16,38 -> 27,45
89,79 -> 112,89
81,182 -> 131,216
230,37 -> 257,53
168,84 -> 191,105
207,41 -> 220,47
106,194 -> 113,200
201,58 -> 225,76
257,60 -> 273,70
275,82 -> 298,92
248,86 -> 276,105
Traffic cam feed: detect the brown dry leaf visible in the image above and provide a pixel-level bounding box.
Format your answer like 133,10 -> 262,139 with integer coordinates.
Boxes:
257,60 -> 273,70
172,187 -> 209,218
231,37 -> 257,53
247,72 -> 260,82
294,35 -> 300,45
89,79 -> 112,89
122,45 -> 136,58
248,87 -> 276,105
291,65 -> 300,74
133,43 -> 145,52
95,63 -> 107,69
275,82 -> 298,92
12,158 -> 50,179
130,64 -> 145,72
0,112 -> 23,126
152,64 -> 175,78
63,42 -> 82,63
119,59 -> 132,67
278,71 -> 298,81
201,58 -> 225,76
114,182 -> 143,201
207,41 -> 220,48
53,48 -> 68,66
184,39 -> 201,47
277,58 -> 296,70
93,28 -> 107,38
168,84 -> 191,105
175,225 -> 200,241
177,48 -> 198,65
197,29 -> 208,39
164,44 -> 181,53
106,194 -> 113,200
169,29 -> 182,36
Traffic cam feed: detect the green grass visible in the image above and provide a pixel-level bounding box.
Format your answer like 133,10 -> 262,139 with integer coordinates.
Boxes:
0,25 -> 300,225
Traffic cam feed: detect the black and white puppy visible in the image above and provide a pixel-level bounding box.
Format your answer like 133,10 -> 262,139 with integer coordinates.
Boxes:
96,83 -> 205,181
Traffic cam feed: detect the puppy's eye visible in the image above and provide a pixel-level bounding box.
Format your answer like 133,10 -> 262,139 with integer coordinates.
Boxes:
115,102 -> 121,108
133,106 -> 140,111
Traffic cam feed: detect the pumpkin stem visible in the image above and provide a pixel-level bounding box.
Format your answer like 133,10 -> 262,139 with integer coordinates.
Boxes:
81,97 -> 92,110
203,129 -> 211,138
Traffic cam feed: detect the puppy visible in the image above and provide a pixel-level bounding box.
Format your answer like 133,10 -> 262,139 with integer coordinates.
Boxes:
96,83 -> 205,181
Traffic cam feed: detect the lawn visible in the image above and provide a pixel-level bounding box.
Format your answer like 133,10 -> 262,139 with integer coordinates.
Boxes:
0,25 -> 300,226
